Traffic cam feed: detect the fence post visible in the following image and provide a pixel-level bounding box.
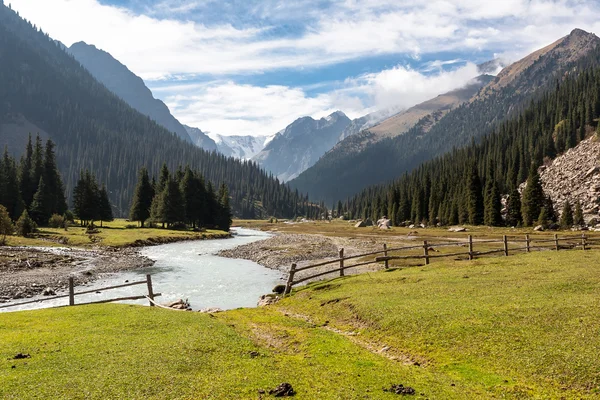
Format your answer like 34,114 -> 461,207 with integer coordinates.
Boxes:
284,263 -> 297,296
582,233 -> 587,250
146,274 -> 155,306
339,248 -> 345,277
468,235 -> 473,260
68,277 -> 75,306
503,235 -> 509,256
554,234 -> 559,251
383,243 -> 389,269
525,234 -> 530,253
423,241 -> 430,265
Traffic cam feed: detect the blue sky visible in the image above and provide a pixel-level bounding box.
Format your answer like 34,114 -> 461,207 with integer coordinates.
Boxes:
9,0 -> 600,137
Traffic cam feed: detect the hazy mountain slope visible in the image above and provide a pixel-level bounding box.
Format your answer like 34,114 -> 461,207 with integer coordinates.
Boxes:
0,3 -> 314,218
290,29 -> 600,204
68,41 -> 192,143
253,111 -> 351,182
184,125 -> 218,152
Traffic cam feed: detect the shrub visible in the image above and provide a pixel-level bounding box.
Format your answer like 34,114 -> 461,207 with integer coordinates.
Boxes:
48,214 -> 66,228
0,205 -> 14,244
85,222 -> 100,234
63,210 -> 75,223
16,210 -> 37,237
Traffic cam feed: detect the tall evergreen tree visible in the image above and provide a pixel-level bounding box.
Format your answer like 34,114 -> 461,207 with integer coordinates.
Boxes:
521,166 -> 545,226
129,167 -> 154,227
560,200 -> 574,228
217,183 -> 232,231
29,176 -> 52,225
483,163 -> 502,226
42,139 -> 67,215
465,163 -> 484,225
19,134 -> 34,207
98,184 -> 113,227
1,147 -> 24,220
574,200 -> 584,226
506,187 -> 522,227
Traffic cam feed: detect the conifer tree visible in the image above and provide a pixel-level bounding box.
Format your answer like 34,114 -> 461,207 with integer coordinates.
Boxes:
98,184 -> 113,227
72,171 -> 100,225
30,176 -> 52,225
465,163 -> 484,225
521,166 -> 545,226
161,178 -> 185,227
129,167 -> 154,227
15,209 -> 37,237
19,134 -> 34,207
537,207 -> 549,229
543,195 -> 557,224
42,139 -> 67,215
31,135 -> 44,200
1,147 -> 24,220
560,200 -> 574,228
483,163 -> 502,226
505,187 -> 522,227
217,183 -> 232,231
574,200 -> 584,226
0,205 -> 13,244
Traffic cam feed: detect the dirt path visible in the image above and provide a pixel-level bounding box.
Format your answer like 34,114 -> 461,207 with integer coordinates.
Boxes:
0,246 -> 153,302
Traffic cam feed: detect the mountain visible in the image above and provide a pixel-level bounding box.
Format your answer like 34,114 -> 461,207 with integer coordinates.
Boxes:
213,134 -> 273,160
184,125 -> 218,152
253,111 -> 351,182
290,29 -> 600,204
68,41 -> 192,144
0,3 -> 322,219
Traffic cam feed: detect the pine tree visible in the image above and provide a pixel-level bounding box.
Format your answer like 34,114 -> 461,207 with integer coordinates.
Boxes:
129,167 -> 154,227
29,176 -> 52,225
1,147 -> 24,220
31,135 -> 44,202
537,207 -> 549,229
19,134 -> 34,207
483,163 -> 502,226
560,200 -> 574,228
574,200 -> 584,226
72,171 -> 100,225
521,166 -> 545,226
15,209 -> 37,237
465,163 -> 484,225
98,184 -> 113,227
217,183 -> 232,231
161,178 -> 185,227
0,205 -> 13,244
506,187 -> 522,227
42,139 -> 67,215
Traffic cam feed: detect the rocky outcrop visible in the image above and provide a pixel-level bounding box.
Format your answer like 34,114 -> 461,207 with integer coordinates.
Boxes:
533,137 -> 600,220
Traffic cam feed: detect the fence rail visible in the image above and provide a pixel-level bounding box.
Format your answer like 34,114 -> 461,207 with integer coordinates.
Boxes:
0,274 -> 161,310
284,233 -> 592,295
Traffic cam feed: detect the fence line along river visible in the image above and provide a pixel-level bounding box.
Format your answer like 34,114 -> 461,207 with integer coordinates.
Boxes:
2,228 -> 284,312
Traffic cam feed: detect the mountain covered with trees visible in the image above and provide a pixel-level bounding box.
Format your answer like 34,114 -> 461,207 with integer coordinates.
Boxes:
67,41 -> 193,144
0,3 -> 323,219
290,29 -> 600,205
338,64 -> 600,229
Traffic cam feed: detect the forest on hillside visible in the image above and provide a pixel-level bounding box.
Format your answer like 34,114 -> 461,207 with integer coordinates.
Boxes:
340,67 -> 600,228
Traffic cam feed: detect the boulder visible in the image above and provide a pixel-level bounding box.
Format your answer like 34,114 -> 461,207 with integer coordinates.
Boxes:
354,220 -> 367,228
448,226 -> 467,232
364,218 -> 374,226
379,225 -> 391,230
164,299 -> 191,310
534,225 -> 544,231
377,218 -> 391,228
272,284 -> 286,294
42,287 -> 56,296
258,294 -> 279,307
408,224 -> 415,229
198,307 -> 223,313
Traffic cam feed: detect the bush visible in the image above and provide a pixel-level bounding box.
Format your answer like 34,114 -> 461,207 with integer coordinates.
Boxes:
85,222 -> 100,234
48,214 -> 66,228
63,210 -> 75,223
125,224 -> 138,229
16,210 -> 37,237
0,205 -> 14,244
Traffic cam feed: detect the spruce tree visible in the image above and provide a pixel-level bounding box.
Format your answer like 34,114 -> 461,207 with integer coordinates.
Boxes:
30,176 -> 52,225
465,163 -> 484,225
1,147 -> 24,220
42,139 -> 67,215
537,207 -> 549,229
98,184 -> 113,227
483,164 -> 502,226
161,178 -> 185,227
521,166 -> 545,226
543,195 -> 557,224
129,167 -> 154,227
19,134 -> 34,207
560,200 -> 574,228
506,187 -> 522,227
217,183 -> 232,231
574,200 -> 584,226
31,135 -> 44,201
0,205 -> 13,244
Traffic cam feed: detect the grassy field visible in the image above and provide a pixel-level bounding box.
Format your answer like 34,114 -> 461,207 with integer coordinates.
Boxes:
1,250 -> 599,399
5,218 -> 230,248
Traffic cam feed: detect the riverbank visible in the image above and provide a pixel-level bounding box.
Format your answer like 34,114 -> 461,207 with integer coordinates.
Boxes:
0,246 -> 154,301
1,219 -> 232,302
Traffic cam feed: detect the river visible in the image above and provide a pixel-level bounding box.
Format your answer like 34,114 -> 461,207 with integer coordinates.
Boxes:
2,228 -> 284,312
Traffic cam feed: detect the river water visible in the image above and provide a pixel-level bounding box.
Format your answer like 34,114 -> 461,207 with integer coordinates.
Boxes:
2,228 -> 284,312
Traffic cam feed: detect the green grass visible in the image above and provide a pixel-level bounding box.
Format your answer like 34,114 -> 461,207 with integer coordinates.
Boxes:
1,250 -> 599,399
5,218 -> 229,248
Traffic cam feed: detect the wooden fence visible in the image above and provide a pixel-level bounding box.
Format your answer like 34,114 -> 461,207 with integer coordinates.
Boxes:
0,274 -> 161,310
284,233 -> 596,295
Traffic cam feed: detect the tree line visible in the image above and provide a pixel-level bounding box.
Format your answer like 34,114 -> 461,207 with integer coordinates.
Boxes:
0,135 -> 66,226
340,66 -> 600,228
129,164 -> 232,231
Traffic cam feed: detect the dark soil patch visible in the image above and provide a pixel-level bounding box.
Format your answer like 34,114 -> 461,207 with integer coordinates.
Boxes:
269,382 -> 295,397
383,384 -> 416,395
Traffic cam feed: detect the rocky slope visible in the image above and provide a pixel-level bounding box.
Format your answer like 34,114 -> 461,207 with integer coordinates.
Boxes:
534,136 -> 600,220
68,42 -> 193,143
253,111 -> 351,182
